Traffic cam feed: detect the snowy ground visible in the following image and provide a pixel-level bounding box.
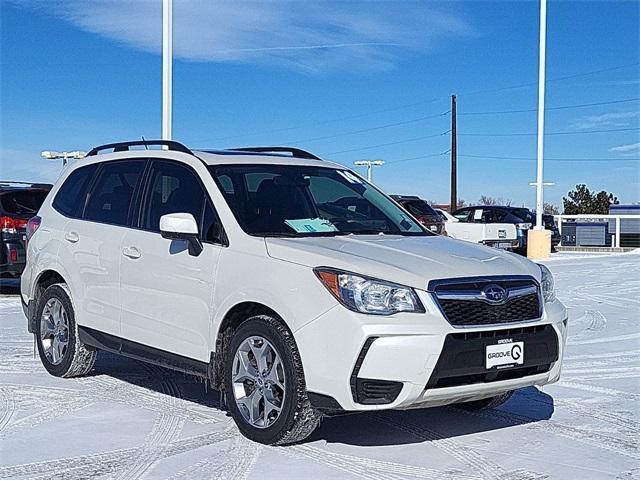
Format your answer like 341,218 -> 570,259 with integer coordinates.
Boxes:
1,253 -> 639,480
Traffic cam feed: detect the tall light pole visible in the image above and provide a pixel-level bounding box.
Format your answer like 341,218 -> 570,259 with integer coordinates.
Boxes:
162,0 -> 173,141
533,0 -> 547,230
354,160 -> 385,182
527,0 -> 551,259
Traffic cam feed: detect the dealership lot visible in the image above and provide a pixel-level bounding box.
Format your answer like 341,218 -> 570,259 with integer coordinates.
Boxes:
0,252 -> 638,480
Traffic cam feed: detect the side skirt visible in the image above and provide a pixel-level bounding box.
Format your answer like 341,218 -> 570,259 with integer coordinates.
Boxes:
78,326 -> 210,379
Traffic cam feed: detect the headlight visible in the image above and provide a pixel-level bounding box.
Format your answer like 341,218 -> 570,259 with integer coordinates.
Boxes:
539,264 -> 555,303
314,268 -> 425,315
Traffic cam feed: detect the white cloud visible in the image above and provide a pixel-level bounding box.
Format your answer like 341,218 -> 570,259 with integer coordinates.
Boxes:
609,142 -> 640,156
14,0 -> 473,73
572,111 -> 640,130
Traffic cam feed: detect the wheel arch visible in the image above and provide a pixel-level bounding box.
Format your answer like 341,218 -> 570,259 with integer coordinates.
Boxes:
27,269 -> 69,333
212,301 -> 287,389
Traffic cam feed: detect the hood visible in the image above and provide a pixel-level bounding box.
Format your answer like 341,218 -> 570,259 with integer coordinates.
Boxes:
265,235 -> 540,290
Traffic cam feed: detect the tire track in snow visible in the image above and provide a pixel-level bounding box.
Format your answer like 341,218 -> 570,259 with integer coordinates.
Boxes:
287,443 -> 482,480
0,387 -> 15,432
0,428 -> 236,479
373,412 -> 546,480
113,364 -> 185,480
453,403 -> 638,459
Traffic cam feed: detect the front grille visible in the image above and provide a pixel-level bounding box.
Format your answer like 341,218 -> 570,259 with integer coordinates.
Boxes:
430,276 -> 542,327
426,324 -> 559,389
431,364 -> 551,388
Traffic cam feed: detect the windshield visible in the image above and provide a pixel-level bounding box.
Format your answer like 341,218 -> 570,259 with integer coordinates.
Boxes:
0,189 -> 49,216
400,199 -> 439,218
208,165 -> 428,237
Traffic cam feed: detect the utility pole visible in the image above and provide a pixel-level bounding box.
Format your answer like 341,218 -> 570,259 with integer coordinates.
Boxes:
450,94 -> 457,212
162,0 -> 173,142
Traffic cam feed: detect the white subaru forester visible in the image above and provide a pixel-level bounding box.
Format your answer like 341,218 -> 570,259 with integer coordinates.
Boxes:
21,140 -> 567,445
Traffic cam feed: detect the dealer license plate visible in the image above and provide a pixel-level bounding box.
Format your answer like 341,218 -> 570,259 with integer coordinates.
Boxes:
486,341 -> 524,369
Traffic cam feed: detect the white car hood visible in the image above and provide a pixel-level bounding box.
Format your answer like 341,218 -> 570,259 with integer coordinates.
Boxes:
265,235 -> 540,290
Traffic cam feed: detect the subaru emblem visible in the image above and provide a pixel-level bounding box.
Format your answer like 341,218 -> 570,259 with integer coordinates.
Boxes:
482,284 -> 507,304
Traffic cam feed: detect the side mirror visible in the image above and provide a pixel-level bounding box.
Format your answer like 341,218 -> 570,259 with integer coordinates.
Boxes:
160,213 -> 203,256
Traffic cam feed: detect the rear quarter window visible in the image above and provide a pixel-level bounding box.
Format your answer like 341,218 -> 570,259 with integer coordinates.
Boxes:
52,164 -> 99,218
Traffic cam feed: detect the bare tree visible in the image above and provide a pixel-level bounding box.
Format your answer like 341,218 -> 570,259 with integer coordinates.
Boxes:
543,202 -> 559,215
478,195 -> 512,206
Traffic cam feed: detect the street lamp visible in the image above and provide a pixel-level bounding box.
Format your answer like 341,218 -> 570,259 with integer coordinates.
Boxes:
41,150 -> 87,166
354,160 -> 385,182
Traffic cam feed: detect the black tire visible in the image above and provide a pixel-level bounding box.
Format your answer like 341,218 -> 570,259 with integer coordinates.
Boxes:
35,283 -> 96,378
454,390 -> 514,411
224,315 -> 320,445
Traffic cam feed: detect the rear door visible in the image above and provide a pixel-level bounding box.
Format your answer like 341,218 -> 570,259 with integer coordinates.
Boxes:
66,159 -> 146,336
119,159 -> 223,362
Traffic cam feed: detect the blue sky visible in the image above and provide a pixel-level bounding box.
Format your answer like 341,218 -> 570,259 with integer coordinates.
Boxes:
1,0 -> 638,209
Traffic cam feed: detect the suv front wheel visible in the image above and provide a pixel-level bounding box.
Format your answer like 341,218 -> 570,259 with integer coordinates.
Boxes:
35,283 -> 97,377
224,315 -> 320,445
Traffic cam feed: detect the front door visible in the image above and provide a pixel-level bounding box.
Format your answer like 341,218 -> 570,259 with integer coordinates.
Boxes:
119,160 -> 223,362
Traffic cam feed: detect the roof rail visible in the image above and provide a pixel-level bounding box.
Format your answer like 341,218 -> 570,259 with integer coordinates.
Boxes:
86,140 -> 193,157
0,181 -> 54,189
226,147 -> 321,160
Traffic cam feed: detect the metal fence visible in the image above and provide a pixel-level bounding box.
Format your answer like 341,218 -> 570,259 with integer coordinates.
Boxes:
554,214 -> 640,248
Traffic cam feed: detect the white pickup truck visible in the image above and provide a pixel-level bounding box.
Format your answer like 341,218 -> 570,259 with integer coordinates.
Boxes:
435,209 -> 519,250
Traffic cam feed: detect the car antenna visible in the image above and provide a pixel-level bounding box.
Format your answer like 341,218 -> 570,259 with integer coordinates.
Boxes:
141,136 -> 149,150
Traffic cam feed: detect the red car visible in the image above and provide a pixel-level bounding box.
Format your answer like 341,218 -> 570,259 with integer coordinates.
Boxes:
392,195 -> 446,235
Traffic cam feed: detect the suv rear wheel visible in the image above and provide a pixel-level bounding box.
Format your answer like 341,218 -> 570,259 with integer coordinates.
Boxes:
35,283 -> 96,377
224,315 -> 320,445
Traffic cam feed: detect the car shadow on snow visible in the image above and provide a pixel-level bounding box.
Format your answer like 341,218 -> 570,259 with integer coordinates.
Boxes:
308,387 -> 554,446
89,352 -> 554,447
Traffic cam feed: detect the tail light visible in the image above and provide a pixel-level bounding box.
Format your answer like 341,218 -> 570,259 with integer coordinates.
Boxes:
0,216 -> 28,234
26,216 -> 42,247
515,222 -> 532,230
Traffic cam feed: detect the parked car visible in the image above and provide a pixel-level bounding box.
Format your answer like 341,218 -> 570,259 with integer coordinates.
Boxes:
1,181 -> 52,278
452,205 -> 560,251
435,208 -> 518,250
391,195 -> 446,234
21,140 -> 567,445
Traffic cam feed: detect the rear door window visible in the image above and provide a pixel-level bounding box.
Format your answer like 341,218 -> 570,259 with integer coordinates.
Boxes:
84,160 -> 146,226
52,164 -> 99,218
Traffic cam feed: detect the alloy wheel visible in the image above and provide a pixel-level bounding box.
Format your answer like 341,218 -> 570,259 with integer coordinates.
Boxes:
231,335 -> 286,429
40,298 -> 69,365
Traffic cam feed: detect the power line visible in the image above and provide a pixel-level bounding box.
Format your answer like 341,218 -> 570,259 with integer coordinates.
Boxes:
385,151 -> 450,165
211,62 -> 638,143
459,62 -> 640,97
212,97 -> 444,142
459,154 -> 640,162
458,127 -> 640,137
324,131 -> 450,155
458,97 -> 640,116
285,111 -> 450,144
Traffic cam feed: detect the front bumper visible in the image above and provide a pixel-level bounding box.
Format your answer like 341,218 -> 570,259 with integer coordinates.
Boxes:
296,290 -> 568,412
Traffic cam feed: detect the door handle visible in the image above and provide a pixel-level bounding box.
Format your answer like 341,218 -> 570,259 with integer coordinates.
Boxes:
64,231 -> 79,243
122,246 -> 141,259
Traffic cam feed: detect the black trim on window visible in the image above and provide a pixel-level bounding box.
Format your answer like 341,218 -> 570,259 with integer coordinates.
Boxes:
136,159 -> 229,247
